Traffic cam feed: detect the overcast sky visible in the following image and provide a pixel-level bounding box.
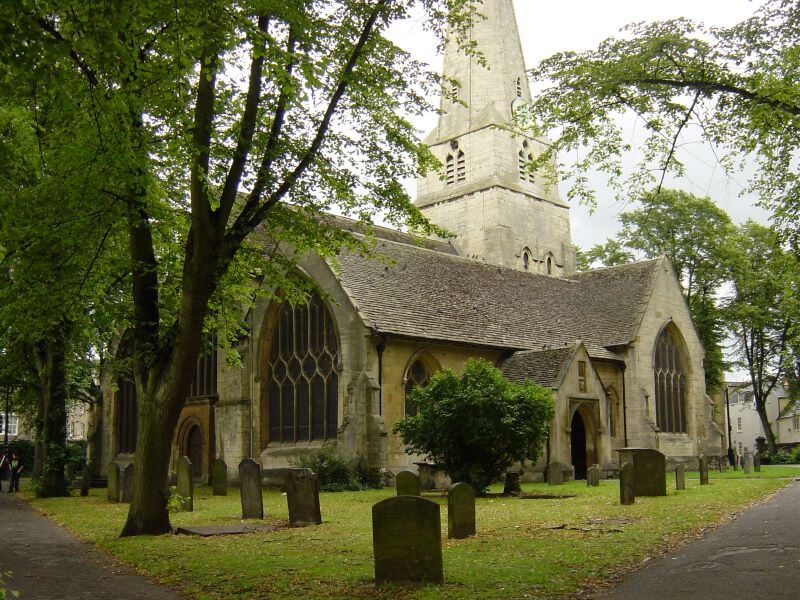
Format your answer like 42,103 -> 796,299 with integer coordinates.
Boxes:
394,0 -> 771,250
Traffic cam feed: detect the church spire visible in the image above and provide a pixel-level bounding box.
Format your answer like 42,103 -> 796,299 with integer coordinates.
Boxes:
431,0 -> 530,144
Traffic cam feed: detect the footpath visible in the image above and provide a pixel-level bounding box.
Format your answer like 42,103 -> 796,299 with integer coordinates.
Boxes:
0,490 -> 178,599
599,480 -> 800,599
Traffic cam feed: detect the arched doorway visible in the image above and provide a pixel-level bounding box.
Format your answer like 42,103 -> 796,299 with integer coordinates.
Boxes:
571,410 -> 587,480
185,425 -> 204,480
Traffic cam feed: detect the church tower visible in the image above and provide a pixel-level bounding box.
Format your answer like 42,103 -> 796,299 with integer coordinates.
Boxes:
416,0 -> 577,276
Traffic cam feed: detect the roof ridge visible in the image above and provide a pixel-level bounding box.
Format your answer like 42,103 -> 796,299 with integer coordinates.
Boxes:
574,257 -> 662,276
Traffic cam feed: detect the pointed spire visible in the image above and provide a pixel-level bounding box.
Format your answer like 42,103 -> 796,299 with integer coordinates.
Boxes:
431,0 -> 530,143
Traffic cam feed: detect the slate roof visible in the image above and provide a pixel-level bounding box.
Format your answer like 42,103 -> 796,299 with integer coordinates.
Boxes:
335,233 -> 662,360
499,345 -> 576,388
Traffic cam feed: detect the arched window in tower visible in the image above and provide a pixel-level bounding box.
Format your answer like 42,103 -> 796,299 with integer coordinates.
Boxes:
546,254 -> 554,275
521,247 -> 532,271
518,141 -> 534,183
445,153 -> 455,185
404,355 -> 437,417
653,327 -> 688,433
266,292 -> 339,444
456,150 -> 466,183
515,77 -> 523,98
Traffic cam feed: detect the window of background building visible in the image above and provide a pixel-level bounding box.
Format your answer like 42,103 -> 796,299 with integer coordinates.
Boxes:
0,414 -> 18,436
737,417 -> 742,432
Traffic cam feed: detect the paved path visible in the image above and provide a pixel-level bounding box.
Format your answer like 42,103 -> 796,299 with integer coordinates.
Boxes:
599,480 -> 800,599
0,490 -> 179,599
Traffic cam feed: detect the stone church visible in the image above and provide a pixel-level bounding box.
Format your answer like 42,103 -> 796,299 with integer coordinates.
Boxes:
102,0 -> 723,482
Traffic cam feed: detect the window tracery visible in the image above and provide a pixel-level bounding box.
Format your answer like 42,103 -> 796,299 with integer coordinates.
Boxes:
653,327 -> 688,433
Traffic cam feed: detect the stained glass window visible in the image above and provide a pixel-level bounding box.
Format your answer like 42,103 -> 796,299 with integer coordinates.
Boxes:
653,328 -> 687,433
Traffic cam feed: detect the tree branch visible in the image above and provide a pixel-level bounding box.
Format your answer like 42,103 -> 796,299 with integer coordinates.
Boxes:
33,15 -> 99,87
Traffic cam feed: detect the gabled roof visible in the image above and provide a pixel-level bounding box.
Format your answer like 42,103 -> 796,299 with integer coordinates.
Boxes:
335,233 -> 662,359
499,344 -> 577,388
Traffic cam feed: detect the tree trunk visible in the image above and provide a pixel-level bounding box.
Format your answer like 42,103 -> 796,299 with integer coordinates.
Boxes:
754,398 -> 777,456
85,395 -> 103,477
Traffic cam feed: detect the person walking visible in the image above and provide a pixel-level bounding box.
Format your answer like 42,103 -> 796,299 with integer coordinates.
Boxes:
9,452 -> 23,492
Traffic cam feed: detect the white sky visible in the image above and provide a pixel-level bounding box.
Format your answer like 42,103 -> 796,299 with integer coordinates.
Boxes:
394,0 -> 771,249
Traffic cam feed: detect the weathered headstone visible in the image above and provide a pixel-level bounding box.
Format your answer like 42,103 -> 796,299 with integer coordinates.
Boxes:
80,464 -> 90,497
239,458 -> 263,520
586,465 -> 600,487
448,482 -> 476,539
619,462 -> 635,505
547,461 -> 564,485
675,464 -> 686,490
617,448 -> 667,496
719,456 -> 728,472
503,471 -> 521,495
107,463 -> 120,503
212,459 -> 228,496
732,451 -> 739,471
753,452 -> 761,472
122,463 -> 135,502
176,456 -> 194,511
698,455 -> 709,485
372,496 -> 443,584
743,450 -> 753,474
396,470 -> 421,496
286,468 -> 322,527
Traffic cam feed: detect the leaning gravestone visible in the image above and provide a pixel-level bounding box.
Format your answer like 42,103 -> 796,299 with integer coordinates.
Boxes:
395,470 -> 421,496
617,448 -> 666,496
212,459 -> 228,496
503,471 -> 522,495
107,463 -> 120,503
753,452 -> 761,473
675,464 -> 686,490
286,468 -> 322,527
448,482 -> 476,539
743,450 -> 753,474
122,463 -> 135,502
239,458 -> 263,520
372,496 -> 443,584
586,465 -> 600,487
619,462 -> 635,505
80,464 -> 90,497
699,455 -> 710,485
176,456 -> 194,512
547,461 -> 564,486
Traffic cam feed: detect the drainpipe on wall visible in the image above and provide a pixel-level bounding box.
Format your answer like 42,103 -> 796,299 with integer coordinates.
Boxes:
621,364 -> 629,447
376,334 -> 387,416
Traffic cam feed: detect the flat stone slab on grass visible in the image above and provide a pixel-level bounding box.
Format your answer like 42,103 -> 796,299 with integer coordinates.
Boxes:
518,493 -> 577,500
174,523 -> 279,537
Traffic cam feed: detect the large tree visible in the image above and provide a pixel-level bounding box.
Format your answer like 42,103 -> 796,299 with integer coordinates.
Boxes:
2,0 -> 478,534
525,0 -> 800,244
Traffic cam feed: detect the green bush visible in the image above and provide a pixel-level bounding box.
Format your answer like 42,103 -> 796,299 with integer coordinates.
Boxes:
771,449 -> 793,464
294,447 -> 363,492
393,358 -> 554,494
790,445 -> 800,464
6,439 -> 34,471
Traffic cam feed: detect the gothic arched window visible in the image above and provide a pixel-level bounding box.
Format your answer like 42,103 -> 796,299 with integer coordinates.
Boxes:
446,141 -> 466,185
266,293 -> 339,444
653,327 -> 688,433
404,358 -> 433,417
522,249 -> 531,271
519,141 -> 534,183
546,254 -> 554,275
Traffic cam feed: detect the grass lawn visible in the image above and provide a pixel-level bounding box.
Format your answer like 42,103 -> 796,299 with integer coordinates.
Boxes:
25,465 -> 799,599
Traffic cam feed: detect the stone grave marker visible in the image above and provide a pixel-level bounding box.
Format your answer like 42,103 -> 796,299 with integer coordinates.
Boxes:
107,463 -> 120,503
698,455 -> 710,485
719,456 -> 728,472
372,496 -> 443,584
586,465 -> 600,487
617,448 -> 666,496
122,463 -> 135,502
743,450 -> 753,474
80,464 -> 90,497
448,482 -> 476,539
547,461 -> 564,486
619,462 -> 635,505
176,456 -> 194,511
239,458 -> 263,520
675,464 -> 686,490
212,459 -> 228,496
753,452 -> 761,473
396,470 -> 421,496
503,471 -> 521,495
286,468 -> 322,527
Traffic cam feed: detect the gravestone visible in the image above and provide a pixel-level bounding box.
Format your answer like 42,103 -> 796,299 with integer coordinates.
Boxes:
80,464 -> 90,497
619,462 -> 635,505
743,450 -> 753,474
122,463 -> 135,502
699,455 -> 709,485
617,448 -> 666,496
547,461 -> 564,486
675,464 -> 686,490
503,471 -> 521,495
586,465 -> 600,487
732,452 -> 739,471
719,456 -> 728,472
107,463 -> 120,503
212,459 -> 228,496
372,496 -> 443,584
395,470 -> 421,496
753,452 -> 761,473
286,468 -> 322,527
176,456 -> 194,511
239,458 -> 264,520
448,482 -> 476,539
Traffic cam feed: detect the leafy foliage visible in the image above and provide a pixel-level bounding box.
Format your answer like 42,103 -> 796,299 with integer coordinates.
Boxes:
294,446 -> 363,492
393,358 -> 553,493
